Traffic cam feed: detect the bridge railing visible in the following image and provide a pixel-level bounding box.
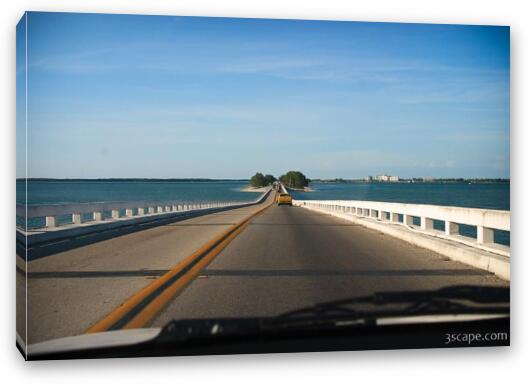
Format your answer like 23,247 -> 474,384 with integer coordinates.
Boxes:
278,183 -> 288,194
293,199 -> 510,256
17,188 -> 271,231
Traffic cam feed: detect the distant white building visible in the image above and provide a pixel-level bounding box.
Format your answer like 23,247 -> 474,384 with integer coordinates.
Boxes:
376,174 -> 399,182
364,176 -> 373,182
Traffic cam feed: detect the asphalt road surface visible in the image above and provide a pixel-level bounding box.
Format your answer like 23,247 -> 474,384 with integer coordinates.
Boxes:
19,196 -> 507,345
152,202 -> 507,326
19,195 -> 274,344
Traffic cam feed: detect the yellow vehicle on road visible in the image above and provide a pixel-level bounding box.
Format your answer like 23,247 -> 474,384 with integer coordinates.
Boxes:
276,193 -> 293,206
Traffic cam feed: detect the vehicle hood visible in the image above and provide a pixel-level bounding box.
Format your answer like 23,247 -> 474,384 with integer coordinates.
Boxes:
28,328 -> 162,356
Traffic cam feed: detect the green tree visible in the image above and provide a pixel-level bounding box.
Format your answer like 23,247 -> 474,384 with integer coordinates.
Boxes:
250,172 -> 266,187
279,171 -> 309,188
263,174 -> 277,185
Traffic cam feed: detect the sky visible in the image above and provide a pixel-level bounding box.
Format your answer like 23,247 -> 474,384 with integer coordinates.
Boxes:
16,12 -> 510,179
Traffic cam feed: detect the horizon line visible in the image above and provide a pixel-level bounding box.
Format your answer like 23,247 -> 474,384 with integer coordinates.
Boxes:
16,177 -> 510,181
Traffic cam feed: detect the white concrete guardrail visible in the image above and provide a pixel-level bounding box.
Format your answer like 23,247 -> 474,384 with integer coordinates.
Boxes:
294,199 -> 510,280
18,189 -> 271,230
16,188 -> 271,247
293,200 -> 509,253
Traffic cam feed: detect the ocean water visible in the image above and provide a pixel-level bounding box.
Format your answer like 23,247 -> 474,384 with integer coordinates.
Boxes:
16,180 -> 510,245
17,180 -> 260,206
17,180 -> 509,210
290,182 -> 510,211
16,180 -> 262,229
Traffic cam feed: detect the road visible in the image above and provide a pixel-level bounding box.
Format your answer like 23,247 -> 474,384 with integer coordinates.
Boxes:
151,202 -> 506,325
19,194 -> 274,344
19,193 -> 507,345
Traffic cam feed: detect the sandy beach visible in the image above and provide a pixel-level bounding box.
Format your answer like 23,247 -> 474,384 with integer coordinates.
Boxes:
241,186 -> 270,192
286,186 -> 314,192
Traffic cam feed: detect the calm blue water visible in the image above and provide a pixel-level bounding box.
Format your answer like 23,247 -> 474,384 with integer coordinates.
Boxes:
18,180 -> 509,210
291,182 -> 510,211
17,180 -> 260,206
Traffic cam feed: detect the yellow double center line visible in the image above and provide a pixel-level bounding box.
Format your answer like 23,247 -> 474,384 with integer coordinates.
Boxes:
86,193 -> 276,333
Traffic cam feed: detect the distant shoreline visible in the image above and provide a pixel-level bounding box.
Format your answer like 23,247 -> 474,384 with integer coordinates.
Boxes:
16,178 -> 510,185
17,178 -> 249,182
310,179 -> 510,185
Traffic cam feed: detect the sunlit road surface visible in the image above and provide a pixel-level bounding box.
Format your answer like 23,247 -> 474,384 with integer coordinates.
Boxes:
152,203 -> 507,326
20,194 -> 274,344
20,193 -> 507,344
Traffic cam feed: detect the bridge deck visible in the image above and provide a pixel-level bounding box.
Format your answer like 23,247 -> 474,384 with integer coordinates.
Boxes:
18,194 -> 274,344
19,192 -> 507,345
152,201 -> 507,325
